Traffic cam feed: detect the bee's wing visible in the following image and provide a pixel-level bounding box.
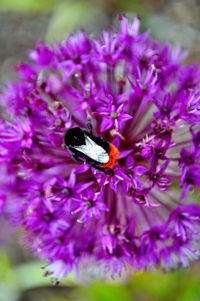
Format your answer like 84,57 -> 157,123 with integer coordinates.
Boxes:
74,136 -> 109,164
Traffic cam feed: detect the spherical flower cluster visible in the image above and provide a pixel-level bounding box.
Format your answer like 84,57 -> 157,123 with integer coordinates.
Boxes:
0,15 -> 200,282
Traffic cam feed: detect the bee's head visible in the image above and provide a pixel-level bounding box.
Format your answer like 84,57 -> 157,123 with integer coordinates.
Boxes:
64,127 -> 85,146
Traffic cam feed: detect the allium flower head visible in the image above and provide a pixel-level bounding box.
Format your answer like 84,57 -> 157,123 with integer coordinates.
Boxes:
0,15 -> 200,282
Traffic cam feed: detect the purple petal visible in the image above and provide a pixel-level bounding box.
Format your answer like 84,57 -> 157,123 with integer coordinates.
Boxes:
112,136 -> 120,148
119,113 -> 133,122
75,164 -> 90,174
76,181 -> 94,193
119,149 -> 133,159
59,60 -> 76,81
134,166 -> 148,175
100,117 -> 113,132
126,156 -> 135,169
67,169 -> 76,188
0,193 -> 6,214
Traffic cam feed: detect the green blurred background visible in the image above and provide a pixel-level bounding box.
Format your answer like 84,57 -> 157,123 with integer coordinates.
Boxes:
0,0 -> 199,300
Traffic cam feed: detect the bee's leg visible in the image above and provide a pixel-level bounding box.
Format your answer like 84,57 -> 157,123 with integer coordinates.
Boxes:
86,110 -> 93,134
72,153 -> 82,163
87,118 -> 93,135
83,156 -> 104,173
90,163 -> 107,173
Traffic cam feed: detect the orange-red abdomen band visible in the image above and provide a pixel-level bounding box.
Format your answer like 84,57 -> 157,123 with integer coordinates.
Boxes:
100,143 -> 119,169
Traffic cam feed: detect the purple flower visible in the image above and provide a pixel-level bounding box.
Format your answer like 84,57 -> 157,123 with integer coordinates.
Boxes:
71,189 -> 109,223
179,91 -> 200,124
0,15 -> 200,282
94,95 -> 132,132
29,41 -> 54,67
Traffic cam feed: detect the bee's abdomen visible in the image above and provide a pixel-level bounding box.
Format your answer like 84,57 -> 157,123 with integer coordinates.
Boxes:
100,143 -> 119,169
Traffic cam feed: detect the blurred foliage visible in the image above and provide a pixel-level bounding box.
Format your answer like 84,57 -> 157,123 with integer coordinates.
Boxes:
0,0 -> 200,301
80,268 -> 200,301
0,0 -> 145,15
0,250 -> 200,301
0,0 -> 58,12
45,1 -> 108,43
0,0 -> 147,42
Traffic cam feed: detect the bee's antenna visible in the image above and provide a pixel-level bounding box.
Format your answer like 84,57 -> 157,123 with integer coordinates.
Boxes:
86,110 -> 93,134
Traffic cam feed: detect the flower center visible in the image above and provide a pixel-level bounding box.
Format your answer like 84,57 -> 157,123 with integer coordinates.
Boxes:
85,200 -> 93,208
111,112 -> 118,119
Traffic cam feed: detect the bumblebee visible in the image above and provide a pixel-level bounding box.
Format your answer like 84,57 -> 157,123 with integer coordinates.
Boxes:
64,116 -> 119,171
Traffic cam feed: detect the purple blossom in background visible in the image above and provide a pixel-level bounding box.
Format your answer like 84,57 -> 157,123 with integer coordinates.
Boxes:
0,15 -> 200,282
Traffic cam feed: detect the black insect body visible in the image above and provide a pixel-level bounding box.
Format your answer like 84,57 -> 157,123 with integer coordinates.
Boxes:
64,119 -> 119,171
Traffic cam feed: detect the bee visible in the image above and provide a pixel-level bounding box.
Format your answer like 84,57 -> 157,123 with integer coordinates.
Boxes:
64,114 -> 119,172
